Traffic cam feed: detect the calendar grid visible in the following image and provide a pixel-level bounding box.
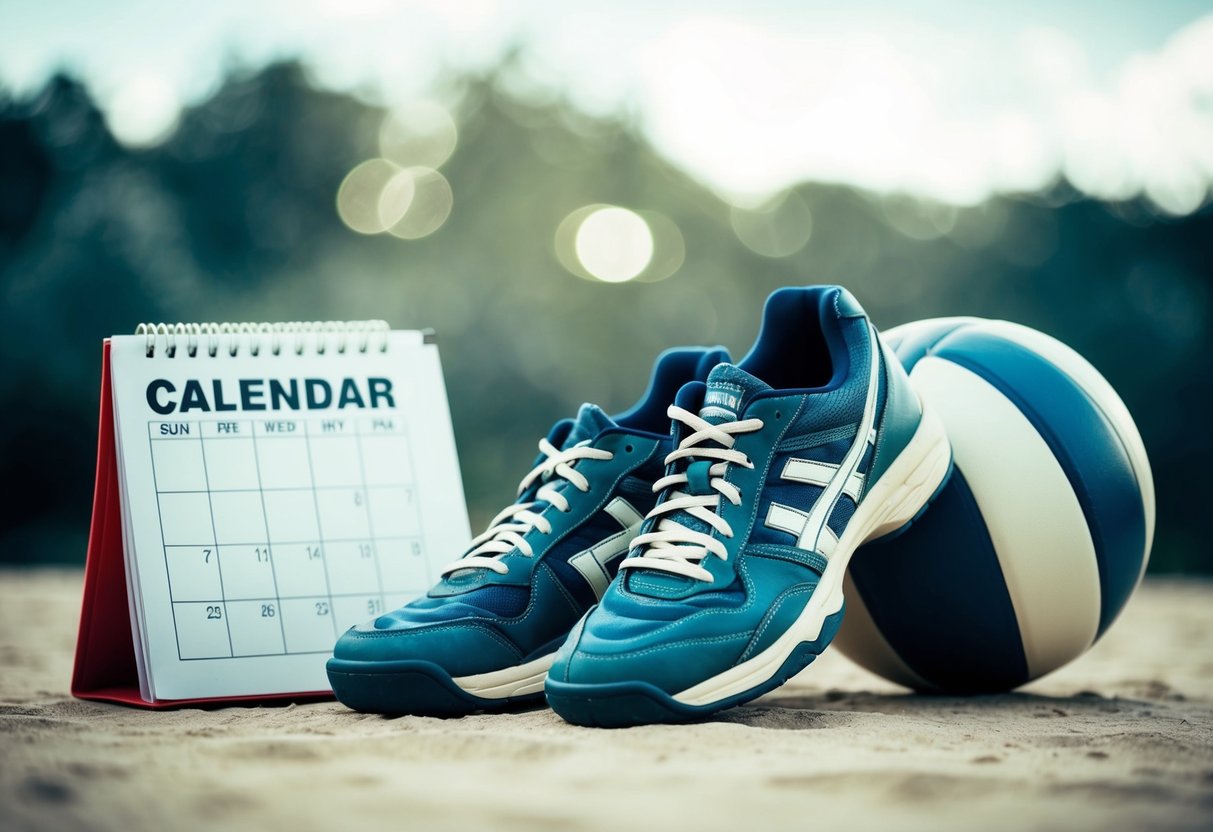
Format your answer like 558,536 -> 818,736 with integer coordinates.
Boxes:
301,420 -> 341,643
352,421 -> 386,620
194,426 -> 237,659
401,420 -> 431,588
152,485 -> 413,494
149,416 -> 427,662
146,426 -> 186,664
182,649 -> 334,660
158,536 -> 420,546
164,591 -> 422,603
247,422 -> 290,651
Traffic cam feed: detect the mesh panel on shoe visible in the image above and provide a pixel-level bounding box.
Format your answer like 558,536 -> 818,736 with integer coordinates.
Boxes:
458,584 -> 530,616
828,496 -> 857,537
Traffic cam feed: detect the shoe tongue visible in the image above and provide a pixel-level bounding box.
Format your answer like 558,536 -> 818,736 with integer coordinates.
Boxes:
698,364 -> 772,425
510,403 -> 618,541
623,366 -> 770,599
562,403 -> 617,449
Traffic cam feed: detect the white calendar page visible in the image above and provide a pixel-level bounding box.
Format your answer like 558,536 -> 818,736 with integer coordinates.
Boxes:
108,328 -> 470,702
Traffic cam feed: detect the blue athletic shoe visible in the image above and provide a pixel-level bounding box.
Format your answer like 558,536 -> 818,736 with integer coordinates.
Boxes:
326,346 -> 730,715
545,286 -> 953,726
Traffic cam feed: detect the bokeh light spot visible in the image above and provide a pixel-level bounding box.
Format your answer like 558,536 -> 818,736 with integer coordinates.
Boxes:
635,211 -> 685,282
336,158 -> 400,234
106,76 -> 181,147
574,206 -> 654,283
554,204 -> 604,281
728,191 -> 812,258
881,197 -> 958,241
383,167 -> 454,240
377,168 -> 416,230
379,100 -> 458,170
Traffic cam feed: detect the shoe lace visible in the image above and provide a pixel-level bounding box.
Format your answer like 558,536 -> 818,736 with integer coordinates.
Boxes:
619,404 -> 764,583
439,437 -> 614,577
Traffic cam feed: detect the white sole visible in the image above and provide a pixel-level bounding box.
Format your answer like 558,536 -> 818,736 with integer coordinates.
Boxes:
673,401 -> 952,706
452,652 -> 556,699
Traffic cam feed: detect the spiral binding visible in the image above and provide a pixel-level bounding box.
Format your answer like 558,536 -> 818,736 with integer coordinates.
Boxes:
134,321 -> 392,358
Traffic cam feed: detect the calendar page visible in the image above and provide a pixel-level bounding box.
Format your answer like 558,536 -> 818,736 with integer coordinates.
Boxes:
107,325 -> 470,701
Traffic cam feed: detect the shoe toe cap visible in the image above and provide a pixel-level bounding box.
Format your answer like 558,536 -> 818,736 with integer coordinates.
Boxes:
332,618 -> 522,674
550,609 -> 750,695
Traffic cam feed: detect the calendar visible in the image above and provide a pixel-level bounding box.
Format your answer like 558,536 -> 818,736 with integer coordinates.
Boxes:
72,322 -> 470,706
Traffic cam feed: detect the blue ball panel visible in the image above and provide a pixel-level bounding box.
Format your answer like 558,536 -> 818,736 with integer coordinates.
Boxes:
849,468 -> 1030,693
931,330 -> 1147,638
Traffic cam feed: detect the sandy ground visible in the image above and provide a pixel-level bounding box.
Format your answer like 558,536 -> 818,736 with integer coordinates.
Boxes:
1,569 -> 1210,832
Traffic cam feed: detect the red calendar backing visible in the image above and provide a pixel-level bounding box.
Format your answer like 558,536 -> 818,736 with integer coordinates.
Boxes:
71,340 -> 334,708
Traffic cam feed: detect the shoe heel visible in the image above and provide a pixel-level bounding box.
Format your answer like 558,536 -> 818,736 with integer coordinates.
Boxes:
860,401 -> 952,543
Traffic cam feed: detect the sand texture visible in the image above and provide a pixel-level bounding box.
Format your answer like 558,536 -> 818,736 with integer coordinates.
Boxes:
1,569 -> 1211,832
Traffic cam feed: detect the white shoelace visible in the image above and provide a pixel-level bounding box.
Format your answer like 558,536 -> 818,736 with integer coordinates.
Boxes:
619,404 -> 764,582
439,438 -> 614,577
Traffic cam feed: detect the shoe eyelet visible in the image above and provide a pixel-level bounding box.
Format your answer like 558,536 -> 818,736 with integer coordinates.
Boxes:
774,410 -> 782,420
625,444 -> 634,453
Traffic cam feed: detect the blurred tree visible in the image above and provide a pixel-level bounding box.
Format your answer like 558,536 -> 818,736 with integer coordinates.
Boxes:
0,60 -> 1209,571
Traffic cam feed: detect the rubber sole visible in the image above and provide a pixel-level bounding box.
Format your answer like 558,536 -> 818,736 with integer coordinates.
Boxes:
326,658 -> 545,717
863,455 -> 955,546
546,607 -> 846,727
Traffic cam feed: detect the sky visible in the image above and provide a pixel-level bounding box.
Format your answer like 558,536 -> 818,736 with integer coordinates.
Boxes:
2,0 -> 1212,213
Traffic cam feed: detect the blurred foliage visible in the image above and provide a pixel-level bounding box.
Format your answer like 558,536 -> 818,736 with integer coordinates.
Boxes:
1,60 -> 1210,571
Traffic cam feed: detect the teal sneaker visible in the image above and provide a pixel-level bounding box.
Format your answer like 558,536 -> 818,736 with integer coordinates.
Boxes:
326,346 -> 729,715
545,286 -> 953,726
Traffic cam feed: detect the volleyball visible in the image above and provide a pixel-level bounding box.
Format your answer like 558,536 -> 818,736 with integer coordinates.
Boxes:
838,318 -> 1155,693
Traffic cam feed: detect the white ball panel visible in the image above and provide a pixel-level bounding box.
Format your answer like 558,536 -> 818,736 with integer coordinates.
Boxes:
910,356 -> 1102,678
